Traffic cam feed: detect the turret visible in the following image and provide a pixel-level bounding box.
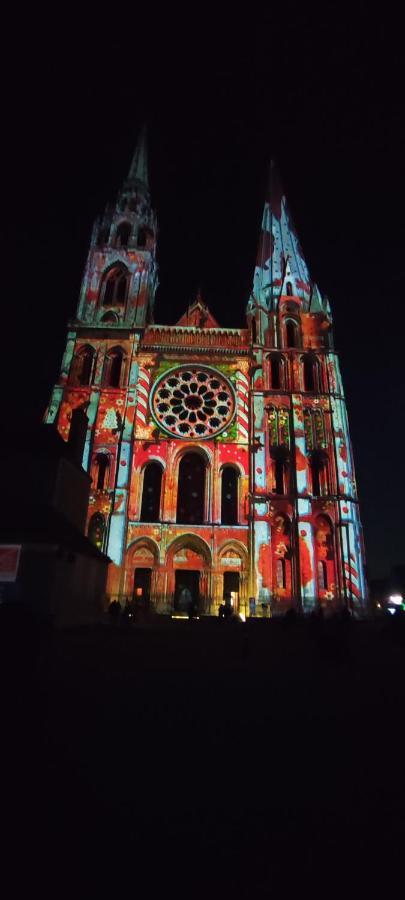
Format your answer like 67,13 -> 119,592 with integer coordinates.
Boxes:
75,126 -> 158,329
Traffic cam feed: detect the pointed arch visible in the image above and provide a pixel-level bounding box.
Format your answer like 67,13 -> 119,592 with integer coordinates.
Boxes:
127,536 -> 160,564
166,532 -> 212,567
309,451 -> 330,497
97,226 -> 110,246
270,447 -> 290,495
115,221 -> 132,248
103,346 -> 125,388
70,344 -> 95,386
176,451 -> 206,524
218,539 -> 248,566
303,354 -> 320,392
268,353 -> 286,390
92,452 -> 111,491
100,264 -> 129,308
285,318 -> 299,349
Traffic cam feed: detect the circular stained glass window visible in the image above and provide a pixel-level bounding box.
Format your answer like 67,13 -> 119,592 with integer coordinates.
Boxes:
150,366 -> 236,439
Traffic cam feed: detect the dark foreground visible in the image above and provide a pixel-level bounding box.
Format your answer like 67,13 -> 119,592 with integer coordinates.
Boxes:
2,612 -> 405,896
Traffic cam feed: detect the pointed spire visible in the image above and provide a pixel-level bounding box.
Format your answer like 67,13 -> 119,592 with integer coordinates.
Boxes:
128,124 -> 149,188
251,161 -> 311,310
309,283 -> 324,313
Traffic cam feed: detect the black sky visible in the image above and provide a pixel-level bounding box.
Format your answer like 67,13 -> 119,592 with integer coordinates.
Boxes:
2,8 -> 404,580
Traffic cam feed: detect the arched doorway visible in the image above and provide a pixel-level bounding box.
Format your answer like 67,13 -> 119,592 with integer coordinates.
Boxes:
126,541 -> 159,608
166,535 -> 211,613
218,544 -> 248,616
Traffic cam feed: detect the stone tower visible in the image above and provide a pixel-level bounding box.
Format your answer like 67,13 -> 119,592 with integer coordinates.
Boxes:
45,128 -> 158,582
246,163 -> 367,613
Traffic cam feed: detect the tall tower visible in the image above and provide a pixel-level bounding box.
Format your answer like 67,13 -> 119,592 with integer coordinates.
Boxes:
246,164 -> 367,613
45,128 -> 158,582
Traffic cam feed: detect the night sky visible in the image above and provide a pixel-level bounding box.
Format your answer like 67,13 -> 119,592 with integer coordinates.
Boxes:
3,9 -> 404,580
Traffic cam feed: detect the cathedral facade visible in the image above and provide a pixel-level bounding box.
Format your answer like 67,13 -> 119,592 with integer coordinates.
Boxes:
45,132 -> 367,616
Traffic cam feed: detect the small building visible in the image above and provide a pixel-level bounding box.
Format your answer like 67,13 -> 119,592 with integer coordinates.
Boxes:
0,410 -> 109,626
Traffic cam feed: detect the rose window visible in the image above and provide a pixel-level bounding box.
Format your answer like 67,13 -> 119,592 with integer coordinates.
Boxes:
150,366 -> 236,439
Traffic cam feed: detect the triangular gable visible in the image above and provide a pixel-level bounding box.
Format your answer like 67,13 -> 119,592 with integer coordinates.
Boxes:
176,300 -> 220,329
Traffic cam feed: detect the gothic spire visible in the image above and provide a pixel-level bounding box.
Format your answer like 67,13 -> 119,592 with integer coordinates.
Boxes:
251,161 -> 311,309
128,124 -> 149,188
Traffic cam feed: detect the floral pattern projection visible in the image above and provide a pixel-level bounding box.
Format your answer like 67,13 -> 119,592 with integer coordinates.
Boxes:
124,345 -> 251,614
44,136 -> 367,616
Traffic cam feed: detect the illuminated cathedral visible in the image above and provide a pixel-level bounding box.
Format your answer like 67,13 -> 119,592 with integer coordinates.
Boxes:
45,130 -> 367,616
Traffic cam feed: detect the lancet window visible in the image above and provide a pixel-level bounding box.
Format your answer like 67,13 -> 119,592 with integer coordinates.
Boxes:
101,266 -> 129,308
303,409 -> 326,451
268,406 -> 290,448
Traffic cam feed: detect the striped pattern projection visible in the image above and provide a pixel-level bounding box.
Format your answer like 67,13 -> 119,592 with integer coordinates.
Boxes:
236,371 -> 249,441
135,367 -> 151,429
344,555 -> 361,601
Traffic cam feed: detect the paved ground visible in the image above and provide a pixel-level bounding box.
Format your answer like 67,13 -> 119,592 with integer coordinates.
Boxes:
2,613 -> 405,896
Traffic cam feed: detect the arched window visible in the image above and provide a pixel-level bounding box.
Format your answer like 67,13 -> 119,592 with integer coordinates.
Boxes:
115,221 -> 131,248
285,320 -> 298,348
286,281 -> 293,296
310,452 -> 329,497
317,560 -> 328,591
221,466 -> 239,525
268,407 -> 290,448
94,453 -> 110,491
304,409 -> 326,451
140,462 -> 163,522
103,347 -> 124,388
176,453 -> 206,524
274,458 -> 285,494
88,513 -> 105,551
97,227 -> 109,246
100,311 -> 119,324
270,354 -> 283,389
71,345 -> 94,386
251,318 -> 257,343
270,448 -> 289,495
303,355 -> 319,392
101,266 -> 129,308
276,558 -> 286,588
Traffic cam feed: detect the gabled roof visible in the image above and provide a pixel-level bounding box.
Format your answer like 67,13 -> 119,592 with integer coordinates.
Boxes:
176,295 -> 220,329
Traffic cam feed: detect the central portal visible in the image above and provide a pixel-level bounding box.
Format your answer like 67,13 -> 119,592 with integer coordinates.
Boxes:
174,570 -> 200,612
